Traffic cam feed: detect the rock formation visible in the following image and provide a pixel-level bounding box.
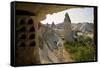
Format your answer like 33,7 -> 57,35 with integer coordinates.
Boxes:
38,24 -> 72,63
71,23 -> 94,33
51,22 -> 56,29
63,13 -> 73,41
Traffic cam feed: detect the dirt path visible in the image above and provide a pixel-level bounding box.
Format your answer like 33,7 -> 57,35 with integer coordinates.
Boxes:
63,47 -> 74,62
60,40 -> 74,62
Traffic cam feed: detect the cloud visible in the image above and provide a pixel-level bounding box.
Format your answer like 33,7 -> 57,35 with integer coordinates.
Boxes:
41,7 -> 94,24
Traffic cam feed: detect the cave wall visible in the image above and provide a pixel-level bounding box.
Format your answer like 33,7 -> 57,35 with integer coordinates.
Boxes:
15,2 -> 78,65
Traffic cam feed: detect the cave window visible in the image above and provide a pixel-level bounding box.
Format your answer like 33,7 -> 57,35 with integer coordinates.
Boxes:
19,34 -> 26,39
19,19 -> 25,25
29,26 -> 35,32
29,34 -> 35,40
28,19 -> 34,25
19,42 -> 25,47
29,41 -> 36,47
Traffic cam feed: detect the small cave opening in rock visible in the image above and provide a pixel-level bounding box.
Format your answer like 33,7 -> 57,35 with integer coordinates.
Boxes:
29,41 -> 36,47
19,34 -> 26,39
29,27 -> 35,32
19,19 -> 25,25
29,34 -> 35,40
28,19 -> 34,25
19,42 -> 26,47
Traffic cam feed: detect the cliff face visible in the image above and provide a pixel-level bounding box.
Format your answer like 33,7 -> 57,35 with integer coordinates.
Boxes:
71,23 -> 94,33
38,24 -> 72,63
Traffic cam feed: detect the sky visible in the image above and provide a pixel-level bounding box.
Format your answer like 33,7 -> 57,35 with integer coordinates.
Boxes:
41,7 -> 94,24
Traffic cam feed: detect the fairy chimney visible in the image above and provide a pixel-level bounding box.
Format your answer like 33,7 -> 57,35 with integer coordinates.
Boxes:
64,13 -> 73,41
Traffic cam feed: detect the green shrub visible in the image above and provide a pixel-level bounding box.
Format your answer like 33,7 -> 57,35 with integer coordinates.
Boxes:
64,35 -> 96,62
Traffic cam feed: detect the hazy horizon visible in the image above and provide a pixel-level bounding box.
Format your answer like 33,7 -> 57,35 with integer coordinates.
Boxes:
41,7 -> 94,24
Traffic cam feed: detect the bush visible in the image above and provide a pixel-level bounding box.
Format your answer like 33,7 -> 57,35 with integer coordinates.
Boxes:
64,35 -> 96,62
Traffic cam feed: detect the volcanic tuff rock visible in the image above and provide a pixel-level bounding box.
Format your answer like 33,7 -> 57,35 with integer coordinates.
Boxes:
71,23 -> 94,33
38,23 -> 72,63
63,13 -> 73,41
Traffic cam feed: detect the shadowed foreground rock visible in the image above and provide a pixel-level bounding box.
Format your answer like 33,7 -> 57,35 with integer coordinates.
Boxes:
38,23 -> 73,64
15,2 -> 75,64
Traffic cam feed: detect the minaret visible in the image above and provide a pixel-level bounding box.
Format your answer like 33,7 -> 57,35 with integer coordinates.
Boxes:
64,13 -> 73,41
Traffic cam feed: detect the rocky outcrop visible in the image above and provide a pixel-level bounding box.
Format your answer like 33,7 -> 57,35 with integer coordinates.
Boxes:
71,23 -> 94,33
38,24 -> 72,63
63,13 -> 73,41
51,22 -> 56,29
